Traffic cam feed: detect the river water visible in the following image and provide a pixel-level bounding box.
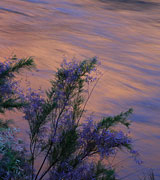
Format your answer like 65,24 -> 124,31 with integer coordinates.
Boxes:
0,0 -> 160,179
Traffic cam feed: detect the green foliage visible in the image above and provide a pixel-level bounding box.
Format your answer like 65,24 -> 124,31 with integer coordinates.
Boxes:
58,127 -> 78,160
0,148 -> 30,180
0,128 -> 31,180
0,56 -> 35,113
98,108 -> 133,130
0,119 -> 13,129
49,127 -> 78,167
94,161 -> 116,180
0,56 -> 35,78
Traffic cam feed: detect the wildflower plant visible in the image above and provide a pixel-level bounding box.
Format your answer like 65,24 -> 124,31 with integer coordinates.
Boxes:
20,57 -> 137,180
0,56 -> 139,180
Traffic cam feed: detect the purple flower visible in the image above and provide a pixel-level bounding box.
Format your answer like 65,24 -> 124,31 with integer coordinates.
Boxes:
50,161 -> 96,180
21,88 -> 45,122
79,117 -> 132,159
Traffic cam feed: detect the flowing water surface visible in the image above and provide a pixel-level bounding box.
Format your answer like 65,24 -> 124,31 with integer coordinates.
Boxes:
0,0 -> 160,179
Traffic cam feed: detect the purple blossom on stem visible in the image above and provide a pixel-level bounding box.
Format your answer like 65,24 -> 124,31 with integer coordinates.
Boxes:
79,117 -> 134,160
21,88 -> 45,122
50,161 -> 96,180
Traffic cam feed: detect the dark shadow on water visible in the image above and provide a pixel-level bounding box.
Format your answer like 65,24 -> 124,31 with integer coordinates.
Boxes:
97,0 -> 159,11
20,0 -> 48,4
0,7 -> 31,16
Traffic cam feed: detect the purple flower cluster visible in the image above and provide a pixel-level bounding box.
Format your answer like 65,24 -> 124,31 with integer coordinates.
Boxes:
79,117 -> 132,159
0,128 -> 23,154
0,61 -> 12,75
0,60 -> 21,113
60,58 -> 98,85
50,161 -> 96,180
21,88 -> 45,122
60,59 -> 81,83
0,61 -> 16,98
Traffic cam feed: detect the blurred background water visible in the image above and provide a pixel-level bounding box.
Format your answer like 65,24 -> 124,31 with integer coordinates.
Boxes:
0,0 -> 160,179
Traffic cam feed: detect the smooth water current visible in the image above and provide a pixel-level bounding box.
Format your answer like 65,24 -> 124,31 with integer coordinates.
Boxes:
0,0 -> 160,179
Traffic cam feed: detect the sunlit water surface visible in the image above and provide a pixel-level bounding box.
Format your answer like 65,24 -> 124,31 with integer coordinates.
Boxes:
0,0 -> 160,179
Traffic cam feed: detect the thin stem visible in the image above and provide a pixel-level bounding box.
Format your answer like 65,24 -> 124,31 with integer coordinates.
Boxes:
119,168 -> 146,180
34,141 -> 53,180
38,158 -> 59,180
112,156 -> 131,168
30,137 -> 34,179
34,105 -> 66,180
111,151 -> 117,167
77,75 -> 102,125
